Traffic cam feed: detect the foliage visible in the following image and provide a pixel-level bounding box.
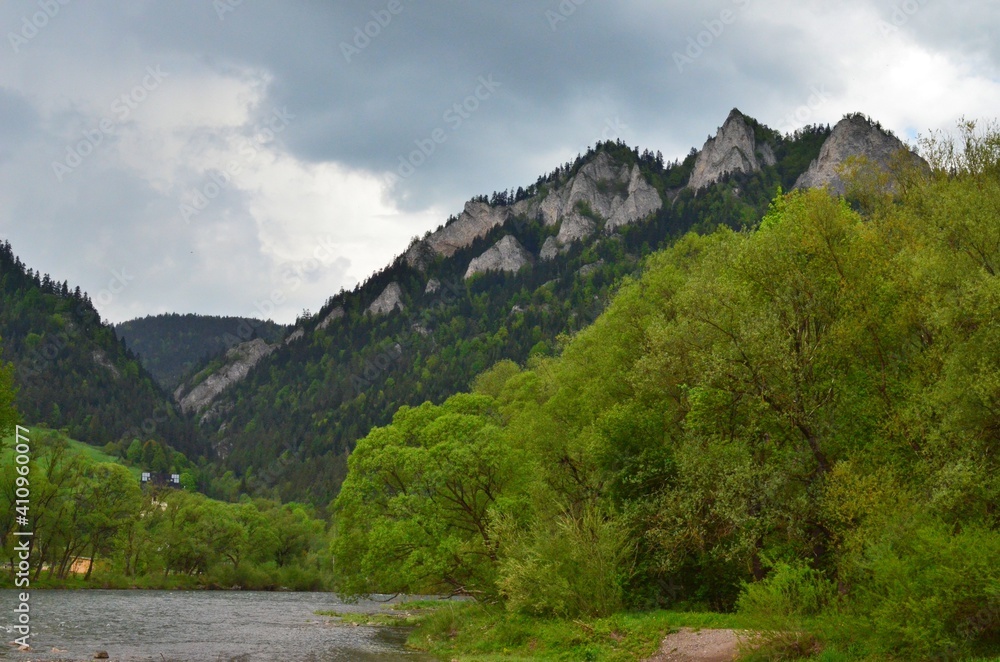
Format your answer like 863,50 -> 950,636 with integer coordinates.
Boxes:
0,427 -> 330,589
335,121 -> 1000,658
408,601 -> 747,662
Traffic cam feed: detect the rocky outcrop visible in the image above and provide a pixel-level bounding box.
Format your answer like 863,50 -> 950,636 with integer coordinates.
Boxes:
175,338 -> 274,415
405,201 -> 510,268
424,278 -> 440,294
539,236 -> 560,260
405,151 -> 660,269
606,165 -> 664,230
91,350 -> 120,378
577,259 -> 605,277
464,235 -> 532,279
556,211 -> 597,244
316,306 -> 345,330
367,282 -> 405,315
284,328 -> 305,345
794,114 -> 924,195
538,153 -> 662,234
687,108 -> 777,191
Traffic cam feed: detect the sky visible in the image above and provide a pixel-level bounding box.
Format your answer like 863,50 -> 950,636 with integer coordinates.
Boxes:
0,0 -> 997,325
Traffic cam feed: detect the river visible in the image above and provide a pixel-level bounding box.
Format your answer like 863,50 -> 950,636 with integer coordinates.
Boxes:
0,589 -> 435,661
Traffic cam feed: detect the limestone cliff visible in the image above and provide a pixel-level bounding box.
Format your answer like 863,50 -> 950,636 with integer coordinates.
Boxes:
174,338 -> 275,415
538,152 -> 662,241
405,201 -> 510,268
687,108 -> 777,191
367,282 -> 405,315
316,306 -> 345,330
464,235 -> 532,279
794,114 -> 923,195
405,151 -> 661,269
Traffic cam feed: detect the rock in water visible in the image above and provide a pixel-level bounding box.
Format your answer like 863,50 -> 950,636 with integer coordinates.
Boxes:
464,235 -> 533,279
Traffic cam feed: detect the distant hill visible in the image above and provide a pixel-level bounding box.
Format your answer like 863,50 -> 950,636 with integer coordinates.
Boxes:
0,240 -> 206,459
115,314 -> 287,390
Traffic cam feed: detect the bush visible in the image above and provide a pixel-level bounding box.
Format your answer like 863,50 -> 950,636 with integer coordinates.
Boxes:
841,518 -> 1000,659
497,505 -> 632,618
737,560 -> 838,629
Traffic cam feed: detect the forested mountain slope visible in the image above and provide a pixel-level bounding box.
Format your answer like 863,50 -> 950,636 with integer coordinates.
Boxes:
115,314 -> 287,390
196,110 -> 862,505
0,241 -> 205,459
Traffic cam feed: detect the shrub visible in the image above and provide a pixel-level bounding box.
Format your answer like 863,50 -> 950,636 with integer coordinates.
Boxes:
737,560 -> 838,629
497,505 -> 633,618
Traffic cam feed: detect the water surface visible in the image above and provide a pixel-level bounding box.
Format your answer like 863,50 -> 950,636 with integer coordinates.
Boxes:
0,589 -> 434,661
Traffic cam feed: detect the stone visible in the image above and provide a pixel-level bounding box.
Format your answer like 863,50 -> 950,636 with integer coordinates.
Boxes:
316,306 -> 345,330
539,236 -> 560,260
367,282 -> 405,316
405,201 -> 510,268
794,113 -> 927,195
577,259 -> 605,277
464,235 -> 533,279
687,108 -> 776,191
175,338 -> 275,415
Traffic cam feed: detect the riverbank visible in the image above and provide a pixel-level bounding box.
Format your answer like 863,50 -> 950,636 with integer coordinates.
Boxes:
346,601 -> 758,661
389,602 -> 1000,661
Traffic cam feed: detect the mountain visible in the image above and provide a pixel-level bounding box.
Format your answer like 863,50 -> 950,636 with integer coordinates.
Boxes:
794,112 -> 925,193
183,108 -> 917,506
0,241 -> 205,459
115,313 -> 287,390
687,108 -> 777,190
1,108 -> 917,506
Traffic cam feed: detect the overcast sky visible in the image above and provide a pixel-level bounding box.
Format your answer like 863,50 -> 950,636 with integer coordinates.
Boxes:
0,0 -> 997,325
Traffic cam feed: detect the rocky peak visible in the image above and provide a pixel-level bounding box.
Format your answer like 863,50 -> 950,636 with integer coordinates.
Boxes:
367,282 -> 405,316
405,201 -> 510,269
538,151 -> 662,246
464,235 -> 533,279
794,114 -> 923,195
687,108 -> 776,191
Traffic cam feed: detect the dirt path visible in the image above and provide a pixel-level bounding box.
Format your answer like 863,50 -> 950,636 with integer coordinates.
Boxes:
644,627 -> 744,662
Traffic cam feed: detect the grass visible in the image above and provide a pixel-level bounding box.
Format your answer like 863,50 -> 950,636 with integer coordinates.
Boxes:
0,425 -> 141,479
405,601 -> 749,661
